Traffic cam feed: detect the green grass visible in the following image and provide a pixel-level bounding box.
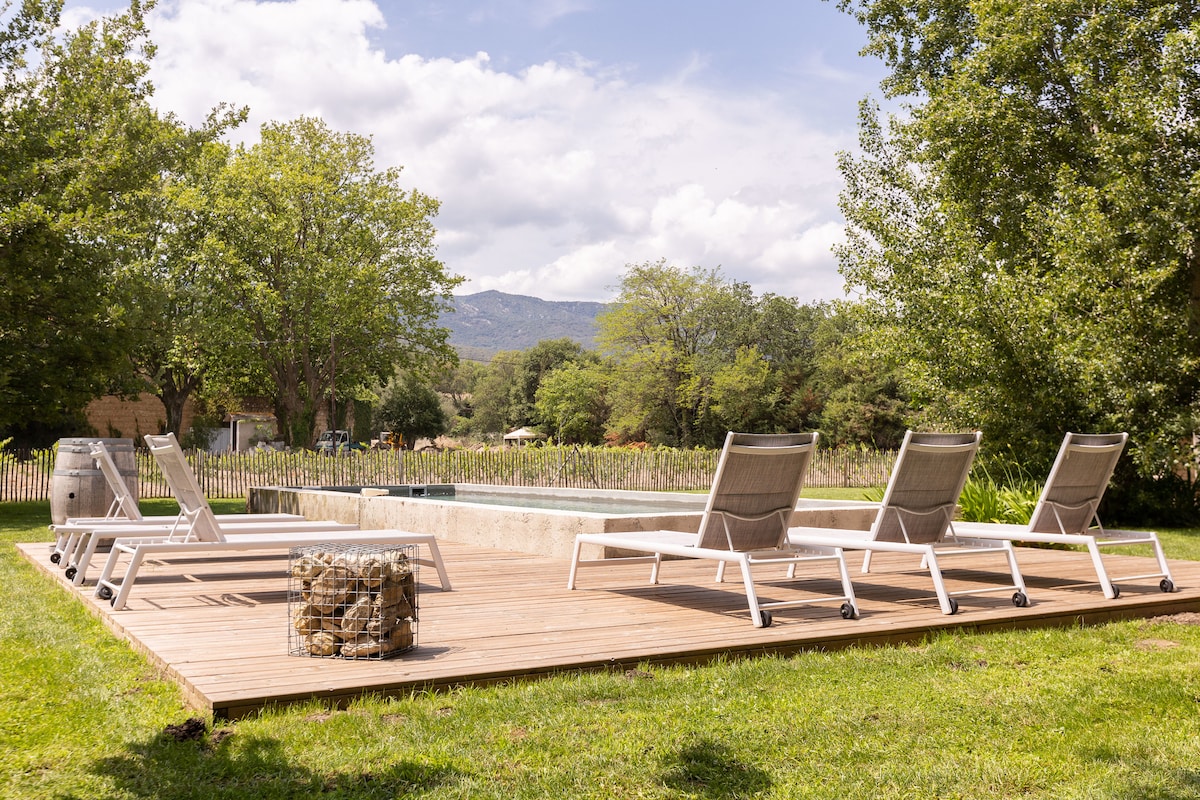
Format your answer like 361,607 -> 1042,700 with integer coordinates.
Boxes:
5,500 -> 1200,798
802,486 -> 882,502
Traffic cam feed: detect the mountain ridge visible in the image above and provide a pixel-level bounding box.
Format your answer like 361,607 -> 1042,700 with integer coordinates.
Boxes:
442,290 -> 607,357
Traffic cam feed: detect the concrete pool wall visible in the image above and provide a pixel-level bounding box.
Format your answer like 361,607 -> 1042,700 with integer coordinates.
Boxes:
248,484 -> 880,561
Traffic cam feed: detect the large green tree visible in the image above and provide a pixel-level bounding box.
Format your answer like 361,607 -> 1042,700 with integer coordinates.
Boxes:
598,261 -> 764,447
199,116 -> 461,447
128,130 -> 249,436
466,339 -> 593,437
467,350 -> 522,436
0,1 -> 193,441
837,0 -> 1200,487
534,360 -> 610,444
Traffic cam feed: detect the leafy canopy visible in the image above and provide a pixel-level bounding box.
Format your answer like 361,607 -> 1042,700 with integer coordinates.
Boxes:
0,0 -> 223,439
837,0 -> 1200,486
198,116 -> 461,447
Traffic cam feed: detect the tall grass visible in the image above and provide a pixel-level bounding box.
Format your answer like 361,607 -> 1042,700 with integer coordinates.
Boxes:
957,464 -> 1042,524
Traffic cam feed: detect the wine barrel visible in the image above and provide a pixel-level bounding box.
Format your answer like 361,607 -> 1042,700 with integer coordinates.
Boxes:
50,438 -> 138,525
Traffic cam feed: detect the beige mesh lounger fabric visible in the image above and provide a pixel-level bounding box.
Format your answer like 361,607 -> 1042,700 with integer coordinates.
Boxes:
787,431 -> 1031,615
93,433 -> 451,609
954,432 -> 1176,599
567,432 -> 859,628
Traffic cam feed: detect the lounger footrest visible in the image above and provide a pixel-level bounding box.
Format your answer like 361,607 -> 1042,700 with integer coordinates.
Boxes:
1105,570 -> 1171,583
1094,533 -> 1161,547
570,555 -> 661,570
941,584 -> 1023,598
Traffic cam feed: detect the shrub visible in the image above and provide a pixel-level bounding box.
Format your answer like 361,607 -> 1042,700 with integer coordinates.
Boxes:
861,466 -> 1041,525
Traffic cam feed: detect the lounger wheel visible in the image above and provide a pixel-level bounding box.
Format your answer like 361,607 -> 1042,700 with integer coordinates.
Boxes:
946,598 -> 959,615
1012,591 -> 1028,608
840,602 -> 857,620
1160,578 -> 1175,593
50,553 -> 60,564
1111,585 -> 1120,599
96,585 -> 113,601
64,566 -> 77,581
759,610 -> 773,627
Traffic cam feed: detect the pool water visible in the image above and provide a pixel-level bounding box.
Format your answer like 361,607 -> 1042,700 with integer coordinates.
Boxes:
313,483 -> 707,516
419,490 -> 707,516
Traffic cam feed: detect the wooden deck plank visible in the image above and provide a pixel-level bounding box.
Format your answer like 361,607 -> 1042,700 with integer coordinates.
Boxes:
18,539 -> 1200,718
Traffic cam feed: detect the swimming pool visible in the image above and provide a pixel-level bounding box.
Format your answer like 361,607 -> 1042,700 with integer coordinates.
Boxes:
248,483 -> 879,560
315,483 -> 709,515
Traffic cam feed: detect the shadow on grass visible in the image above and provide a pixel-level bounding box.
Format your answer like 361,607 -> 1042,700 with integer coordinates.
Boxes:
76,727 -> 463,799
659,737 -> 773,798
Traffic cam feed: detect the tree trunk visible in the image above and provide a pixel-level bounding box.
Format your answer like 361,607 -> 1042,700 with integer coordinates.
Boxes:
154,367 -> 199,436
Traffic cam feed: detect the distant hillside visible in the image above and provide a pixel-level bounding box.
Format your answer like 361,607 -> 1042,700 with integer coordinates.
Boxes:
443,290 -> 606,357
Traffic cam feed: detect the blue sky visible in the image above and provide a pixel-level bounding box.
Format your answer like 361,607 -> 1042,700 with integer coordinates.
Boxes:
373,2 -> 877,120
65,1 -> 888,303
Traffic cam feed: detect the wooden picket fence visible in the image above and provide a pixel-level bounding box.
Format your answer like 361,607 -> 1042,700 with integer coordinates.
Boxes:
0,445 -> 895,502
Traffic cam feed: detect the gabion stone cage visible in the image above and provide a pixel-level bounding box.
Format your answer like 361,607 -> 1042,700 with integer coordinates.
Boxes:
288,543 -> 418,659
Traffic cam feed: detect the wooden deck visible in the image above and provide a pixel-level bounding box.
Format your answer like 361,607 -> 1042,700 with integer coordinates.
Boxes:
19,539 -> 1200,719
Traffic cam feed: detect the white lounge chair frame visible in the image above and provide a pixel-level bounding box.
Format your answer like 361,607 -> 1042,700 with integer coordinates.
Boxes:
567,432 -> 858,628
954,432 -> 1175,599
50,440 -> 304,580
787,431 -> 1030,615
93,433 -> 451,609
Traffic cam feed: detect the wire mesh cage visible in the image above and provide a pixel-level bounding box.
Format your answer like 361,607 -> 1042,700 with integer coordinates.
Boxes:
288,543 -> 418,659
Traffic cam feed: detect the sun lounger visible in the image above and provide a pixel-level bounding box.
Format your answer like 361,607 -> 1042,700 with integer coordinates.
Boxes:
954,432 -> 1175,599
787,431 -> 1030,615
567,432 -> 858,627
50,440 -> 305,578
90,433 -> 451,609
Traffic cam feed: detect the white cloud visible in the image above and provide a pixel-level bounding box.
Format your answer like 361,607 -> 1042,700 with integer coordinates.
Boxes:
134,0 -> 853,302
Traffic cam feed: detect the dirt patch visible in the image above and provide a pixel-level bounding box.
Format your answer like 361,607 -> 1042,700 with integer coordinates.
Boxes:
1146,612 -> 1200,626
1136,639 -> 1180,651
164,718 -> 207,742
209,728 -> 235,747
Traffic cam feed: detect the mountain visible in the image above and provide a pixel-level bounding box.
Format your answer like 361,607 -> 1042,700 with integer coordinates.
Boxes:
443,290 -> 606,358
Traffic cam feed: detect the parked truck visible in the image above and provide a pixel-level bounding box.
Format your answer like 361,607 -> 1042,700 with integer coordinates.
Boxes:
314,429 -> 364,455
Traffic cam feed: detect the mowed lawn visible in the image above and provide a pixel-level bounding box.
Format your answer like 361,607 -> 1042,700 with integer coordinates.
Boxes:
4,499 -> 1200,799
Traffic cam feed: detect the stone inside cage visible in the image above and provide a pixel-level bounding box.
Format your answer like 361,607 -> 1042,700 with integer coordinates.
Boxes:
289,545 -> 417,659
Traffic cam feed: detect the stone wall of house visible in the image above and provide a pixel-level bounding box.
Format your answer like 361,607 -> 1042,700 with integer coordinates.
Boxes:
84,393 -> 195,440
85,393 -> 362,448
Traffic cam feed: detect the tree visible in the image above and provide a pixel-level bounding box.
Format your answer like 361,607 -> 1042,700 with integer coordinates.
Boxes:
812,306 -> 909,449
598,261 -> 759,447
433,358 -> 484,436
373,374 -> 447,446
199,116 -> 461,447
514,338 -> 589,427
836,1 -> 1200,493
127,127 -> 252,436
535,361 -> 610,444
465,340 -> 593,437
468,350 -> 522,436
752,296 -> 830,433
0,1 -> 185,441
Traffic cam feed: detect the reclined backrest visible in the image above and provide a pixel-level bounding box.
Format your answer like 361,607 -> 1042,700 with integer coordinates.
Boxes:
871,431 -> 981,545
695,431 -> 817,552
143,433 -> 225,542
90,441 -> 144,520
1028,432 -> 1127,534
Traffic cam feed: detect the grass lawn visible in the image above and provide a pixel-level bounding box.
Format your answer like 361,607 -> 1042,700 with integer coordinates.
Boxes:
801,486 -> 878,502
4,499 -> 1200,798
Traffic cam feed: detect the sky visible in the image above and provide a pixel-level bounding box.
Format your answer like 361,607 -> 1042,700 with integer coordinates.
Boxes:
63,0 -> 889,303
